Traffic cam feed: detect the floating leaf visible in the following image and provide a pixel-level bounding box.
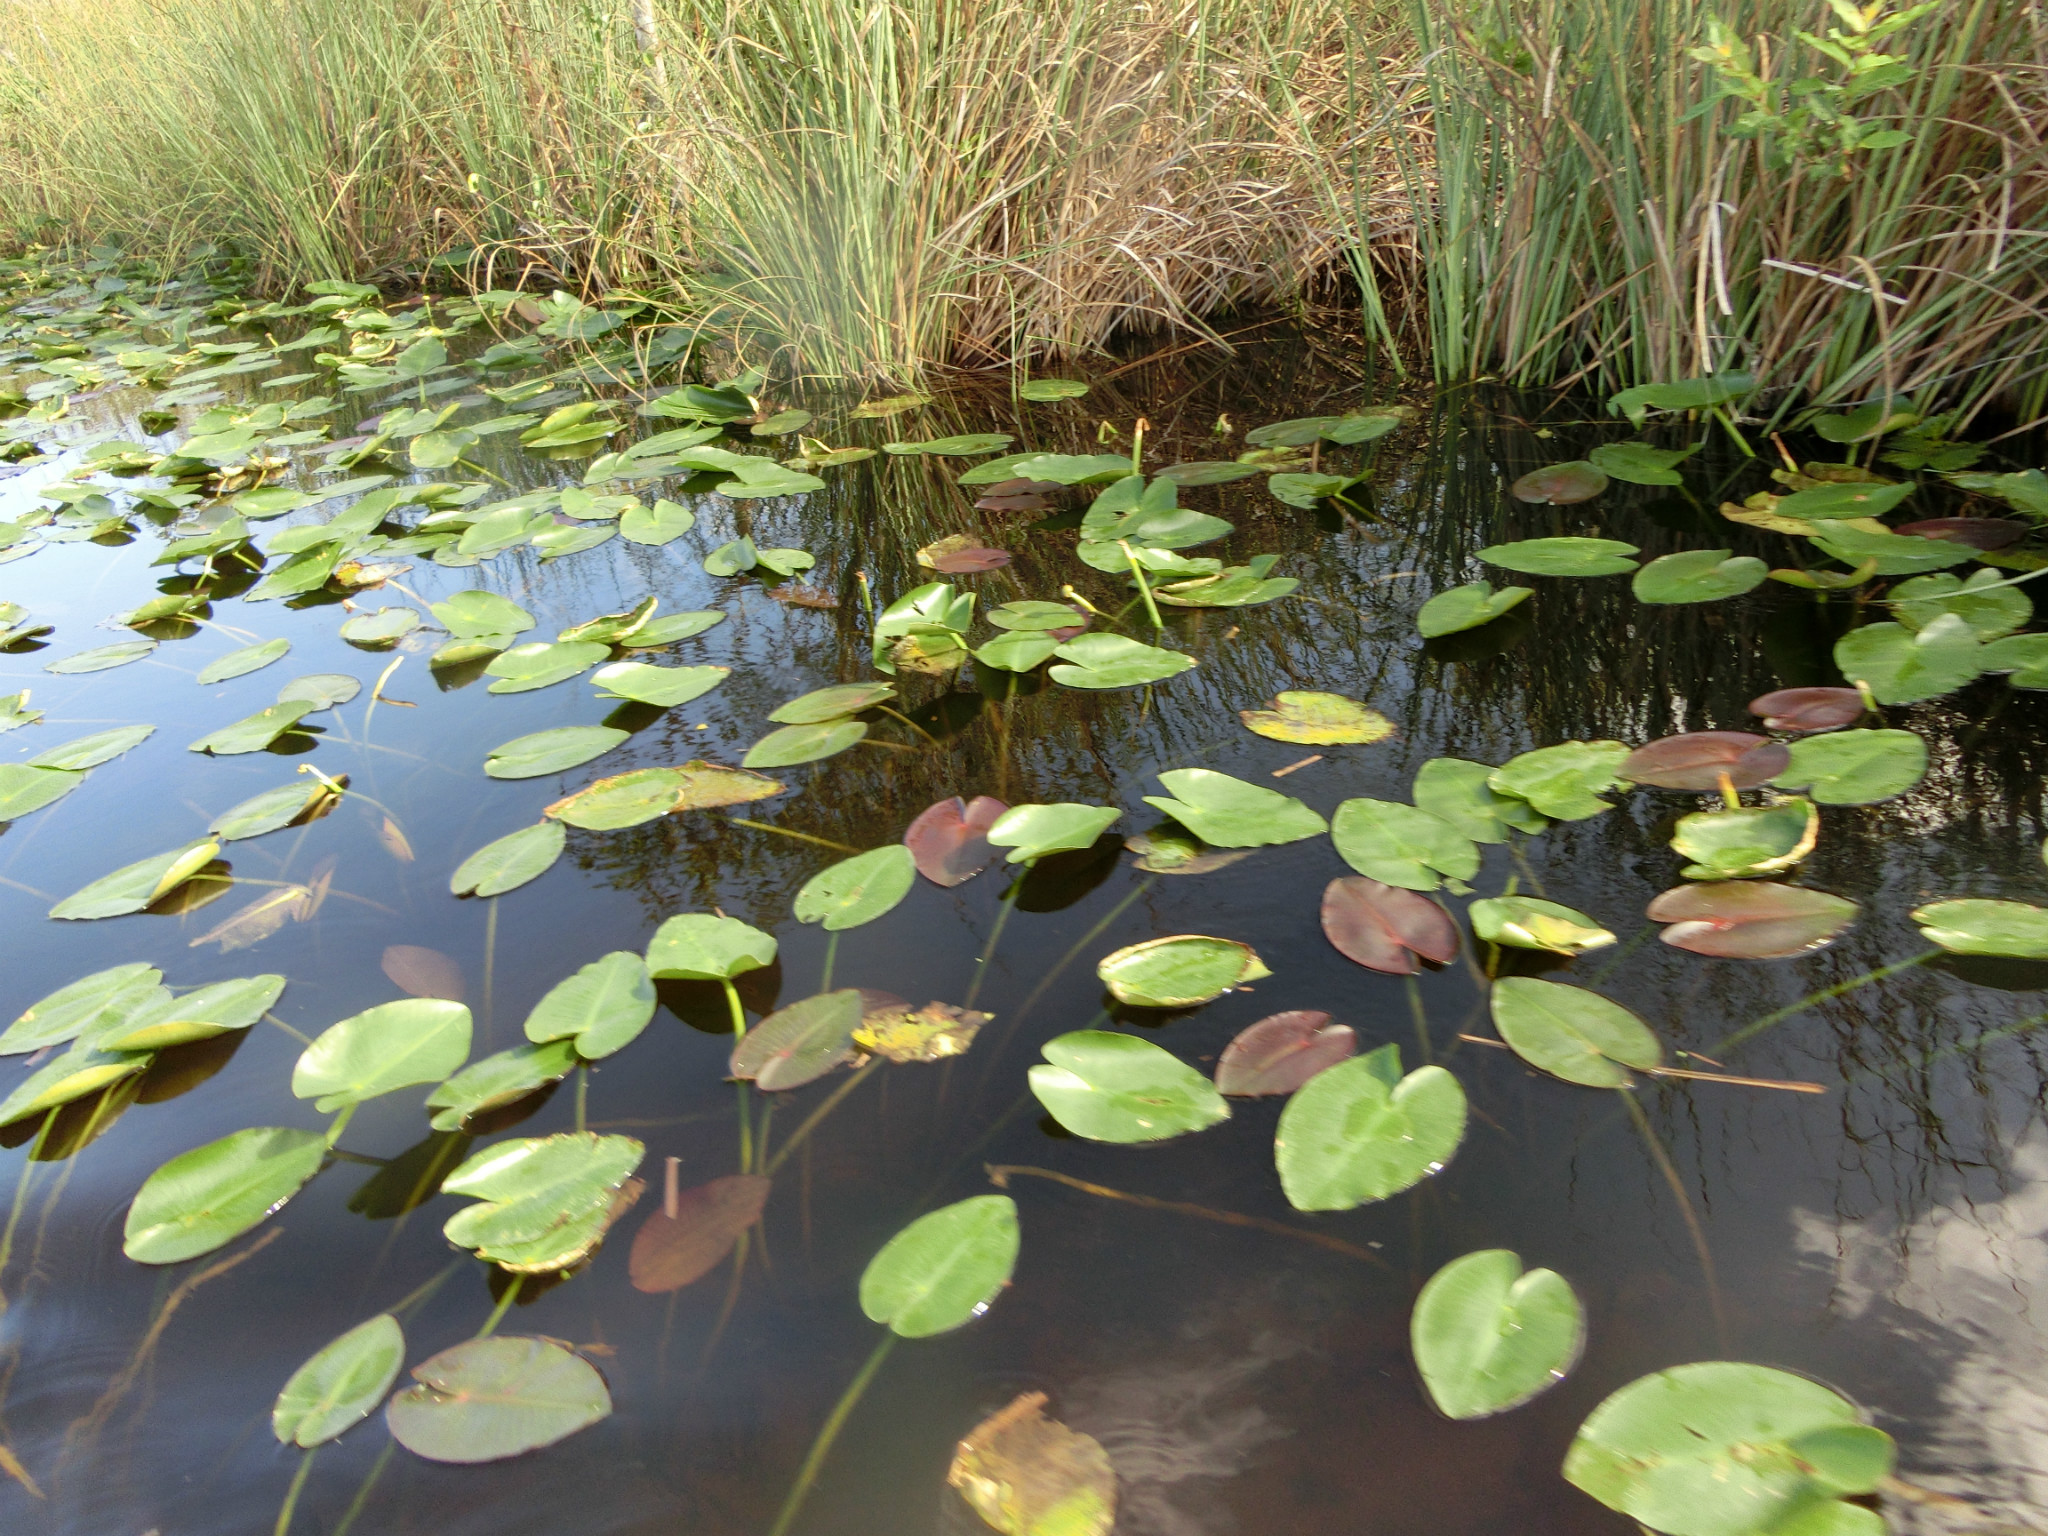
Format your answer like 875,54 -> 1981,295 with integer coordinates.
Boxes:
1775,479 -> 1915,520
1746,687 -> 1865,732
1412,758 -> 1548,842
274,1314 -> 406,1449
1141,769 -> 1326,848
1607,371 -> 1755,425
988,803 -> 1119,863
1670,798 -> 1819,880
451,821 -> 566,897
103,974 -> 286,1051
860,1194 -> 1020,1337
1771,729 -> 1926,805
278,673 -> 362,710
433,590 -> 535,641
484,641 -> 610,695
1511,462 -> 1608,504
590,662 -> 727,707
1620,733 -> 1789,791
1413,1250 -> 1583,1420
386,1336 -> 611,1463
794,846 -> 917,931
1214,1012 -> 1357,1096
949,1392 -> 1116,1536
1563,1363 -> 1892,1536
1587,441 -> 1699,486
1647,882 -> 1858,958
382,945 -> 464,1000
618,499 -> 697,546
1418,581 -> 1533,637
1911,899 -> 2048,959
1470,897 -> 1615,955
1489,741 -> 1630,820
1122,827 -> 1252,876
522,951 -> 655,1060
1020,379 -> 1090,401
1154,559 -> 1299,609
197,638 -> 291,685
1811,524 -> 1973,576
545,762 -> 782,828
2,963 -> 163,1055
730,989 -> 861,1090
123,1126 -> 328,1264
629,1173 -> 772,1292
50,838 -> 222,920
1477,538 -> 1638,577
1330,799 -> 1479,891
904,794 -> 1008,886
883,433 -> 1014,457
1981,632 -> 2048,688
1029,1032 -> 1229,1142
209,778 -> 343,840
0,764 -> 82,821
1322,877 -> 1459,974
1275,1045 -> 1466,1211
769,681 -> 896,723
918,535 -> 1011,573
189,701 -> 316,755
338,605 -> 420,645
1890,569 -> 2030,639
1237,691 -> 1393,745
852,1000 -> 989,1063
441,1132 -> 642,1271
1048,634 -> 1195,689
484,726 -> 629,781
743,719 -> 868,768
646,913 -> 777,980
1631,549 -> 1768,604
1491,977 -> 1661,1087
0,1040 -> 150,1126
45,640 -> 157,674
1894,516 -> 2025,550
1097,936 -> 1271,1007
292,999 -> 472,1113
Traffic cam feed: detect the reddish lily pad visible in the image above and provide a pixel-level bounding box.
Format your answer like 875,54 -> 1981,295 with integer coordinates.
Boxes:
1620,732 -> 1790,791
628,1173 -> 772,1292
1510,462 -> 1608,505
1645,881 -> 1859,958
918,535 -> 1012,573
1895,517 -> 2027,550
904,794 -> 1009,886
1747,687 -> 1867,732
1215,1012 -> 1358,1096
1321,876 -> 1459,975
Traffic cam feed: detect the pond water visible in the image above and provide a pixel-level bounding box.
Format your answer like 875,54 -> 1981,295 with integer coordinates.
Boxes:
3,291 -> 2048,1536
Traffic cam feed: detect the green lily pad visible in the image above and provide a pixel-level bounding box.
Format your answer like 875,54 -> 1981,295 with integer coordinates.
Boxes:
622,611 -> 727,647
1811,524 -> 1974,576
1911,898 -> 2048,959
1477,538 -> 1639,577
1607,371 -> 1755,425
45,640 -> 158,674
646,913 -> 777,981
1153,558 -> 1299,609
1096,935 -> 1272,1007
338,605 -> 421,645
123,1126 -> 329,1264
1418,581 -> 1533,637
484,641 -> 610,694
974,632 -> 1060,671
1330,798 -> 1479,891
433,590 -> 536,640
1028,1031 -> 1230,1142
883,433 -> 1015,457
1671,798 -> 1819,880
1470,898 -> 1615,955
770,682 -> 897,723
532,522 -> 616,559
1141,769 -> 1327,847
386,1336 -> 612,1463
1631,549 -> 1768,604
450,821 -> 567,897
1491,977 -> 1662,1087
1412,1250 -> 1584,1419
1020,379 -> 1090,401
523,951 -> 656,1059
0,764 -> 82,821
197,637 -> 291,684
619,499 -> 697,546
794,845 -> 917,931
1489,741 -> 1630,821
441,1131 -> 642,1271
545,762 -> 782,828
292,999 -> 472,1113
1834,614 -> 1981,704
1275,1044 -> 1466,1211
730,989 -> 862,1090
859,1194 -> 1020,1337
590,662 -> 727,707
274,1314 -> 406,1448
743,719 -> 868,768
1563,1363 -> 1892,1536
189,701 -> 317,755
1587,441 -> 1699,486
1775,479 -> 1915,520
1511,462 -> 1608,505
1048,634 -> 1194,689
1412,758 -> 1549,842
1238,691 -> 1393,745
25,724 -> 155,770
485,726 -> 629,781
50,838 -> 222,919
425,1040 -> 580,1131
278,673 -> 362,710
987,803 -> 1119,862
208,779 -> 344,841
2,963 -> 164,1055
1890,569 -> 2030,639
1772,729 -> 1926,805
1265,471 -> 1365,510
0,1039 -> 151,1126
102,974 -> 287,1050
1978,632 -> 2048,687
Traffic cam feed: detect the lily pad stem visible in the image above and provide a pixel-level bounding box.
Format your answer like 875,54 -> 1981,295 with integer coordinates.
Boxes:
1711,950 -> 1937,1055
722,978 -> 754,1173
764,1059 -> 878,1178
820,930 -> 839,991
963,865 -> 1026,1008
1119,541 -> 1165,632
329,1443 -> 393,1536
1716,770 -> 1741,812
274,1447 -> 315,1536
324,1103 -> 357,1149
575,1066 -> 588,1133
476,1274 -> 522,1338
766,1332 -> 898,1536
1711,407 -> 1755,457
1619,1090 -> 1728,1351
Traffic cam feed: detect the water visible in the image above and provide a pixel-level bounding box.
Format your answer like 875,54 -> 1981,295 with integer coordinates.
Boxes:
4,313 -> 2048,1536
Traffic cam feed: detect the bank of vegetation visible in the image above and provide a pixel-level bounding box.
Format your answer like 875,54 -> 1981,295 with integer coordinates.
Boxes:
0,0 -> 2042,415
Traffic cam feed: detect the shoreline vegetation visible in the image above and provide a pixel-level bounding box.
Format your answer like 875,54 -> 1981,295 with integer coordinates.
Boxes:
0,0 -> 2042,418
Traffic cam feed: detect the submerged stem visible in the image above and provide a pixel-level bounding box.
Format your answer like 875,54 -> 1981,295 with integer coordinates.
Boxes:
476,1274 -> 522,1338
1620,1090 -> 1729,1352
820,929 -> 839,992
330,1441 -> 394,1536
765,1059 -> 878,1178
766,1332 -> 899,1536
722,979 -> 754,1172
962,866 -> 1025,1008
273,1447 -> 316,1536
1119,541 -> 1165,632
1712,951 -> 1936,1055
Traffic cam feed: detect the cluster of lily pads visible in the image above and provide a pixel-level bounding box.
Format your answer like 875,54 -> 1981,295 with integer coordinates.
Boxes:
7,247 -> 2048,1535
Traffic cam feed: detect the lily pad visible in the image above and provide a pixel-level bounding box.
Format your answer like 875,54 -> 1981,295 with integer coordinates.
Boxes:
854,1000 -> 989,1063
523,951 -> 656,1059
50,838 -> 222,919
484,641 -> 610,695
730,989 -> 862,1090
883,433 -> 1015,457
102,974 -> 287,1050
1330,798 -> 1479,891
338,605 -> 421,645
918,535 -> 1011,573
743,719 -> 868,768
0,764 -> 83,821
770,681 -> 896,723
1275,1045 -> 1466,1211
273,1314 -> 406,1448
278,673 -> 362,710
1238,691 -> 1393,745
1048,634 -> 1195,690
206,780 -> 339,842
794,846 -> 917,931
1489,741 -> 1630,820
1776,479 -> 1915,520
1491,977 -> 1662,1087
860,1194 -> 1020,1337
1214,1012 -> 1357,1096
1322,877 -> 1459,974
123,1126 -> 329,1264
1413,1250 -> 1583,1420
1020,378 -> 1090,401
0,1040 -> 151,1126
1632,549 -> 1768,604
1890,569 -> 2030,639
1747,687 -> 1865,733
1141,769 -> 1326,848
1671,798 -> 1819,880
1587,441 -> 1699,486
1911,899 -> 2048,959
1647,882 -> 1859,958
590,662 -> 728,708
1029,1031 -> 1230,1142
1096,936 -> 1271,1007
646,913 -> 777,980
1477,538 -> 1638,577
629,1173 -> 772,1292
1621,733 -> 1789,791
1418,581 -> 1534,637
485,726 -> 629,781
2,963 -> 164,1055
292,999 -> 472,1113
386,1336 -> 612,1463
1470,897 -> 1616,955
197,638 -> 291,684
903,794 -> 1008,886
1771,729 -> 1925,805
618,499 -> 697,547
987,803 -> 1119,863
948,1391 -> 1116,1536
45,640 -> 157,674
545,762 -> 782,828
1811,524 -> 1973,576
1511,462 -> 1608,504
440,1132 -> 642,1271
189,701 -> 316,755
450,821 -> 566,897
1563,1363 -> 1892,1536
1413,758 -> 1549,842
1607,371 -> 1755,425
433,590 -> 536,641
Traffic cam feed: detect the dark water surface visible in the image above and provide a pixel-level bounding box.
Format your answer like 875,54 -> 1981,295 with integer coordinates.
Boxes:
4,325 -> 2048,1536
